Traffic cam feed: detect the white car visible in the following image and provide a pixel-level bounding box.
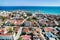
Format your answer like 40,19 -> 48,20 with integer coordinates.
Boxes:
49,37 -> 55,40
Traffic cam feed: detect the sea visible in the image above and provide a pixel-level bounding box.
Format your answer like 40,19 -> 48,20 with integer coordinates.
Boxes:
0,6 -> 60,15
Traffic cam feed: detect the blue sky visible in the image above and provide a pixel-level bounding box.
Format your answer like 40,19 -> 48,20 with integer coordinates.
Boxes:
0,0 -> 60,6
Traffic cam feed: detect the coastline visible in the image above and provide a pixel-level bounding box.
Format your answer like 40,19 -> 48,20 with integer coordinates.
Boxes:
0,6 -> 60,15
0,10 -> 60,16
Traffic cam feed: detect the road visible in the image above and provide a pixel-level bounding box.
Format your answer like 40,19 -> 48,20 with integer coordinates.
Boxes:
14,17 -> 29,40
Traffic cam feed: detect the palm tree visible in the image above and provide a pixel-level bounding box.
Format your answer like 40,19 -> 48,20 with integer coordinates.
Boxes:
1,16 -> 6,21
6,27 -> 13,33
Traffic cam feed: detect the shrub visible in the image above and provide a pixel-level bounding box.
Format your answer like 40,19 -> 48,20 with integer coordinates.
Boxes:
27,18 -> 32,21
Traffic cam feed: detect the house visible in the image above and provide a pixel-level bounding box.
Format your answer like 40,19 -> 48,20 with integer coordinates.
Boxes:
44,27 -> 53,32
23,21 -> 32,27
9,18 -> 24,25
0,28 -> 14,40
13,26 -> 20,32
21,35 -> 31,40
0,29 -> 4,34
0,34 -> 14,40
22,21 -> 38,27
33,36 -> 41,40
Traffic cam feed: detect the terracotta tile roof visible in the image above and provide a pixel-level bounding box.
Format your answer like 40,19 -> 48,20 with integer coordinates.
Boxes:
44,27 -> 53,32
22,35 -> 30,39
22,27 -> 29,33
0,34 -> 12,36
10,19 -> 24,25
0,29 -> 4,32
0,29 -> 5,34
14,27 -> 20,32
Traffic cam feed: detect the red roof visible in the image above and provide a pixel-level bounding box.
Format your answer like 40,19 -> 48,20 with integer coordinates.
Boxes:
22,35 -> 30,39
0,29 -> 12,36
0,29 -> 5,34
0,30 -> 4,32
0,34 -> 12,36
10,19 -> 24,25
44,27 -> 53,32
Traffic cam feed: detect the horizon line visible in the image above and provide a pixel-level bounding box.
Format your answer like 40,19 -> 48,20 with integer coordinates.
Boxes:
0,6 -> 60,7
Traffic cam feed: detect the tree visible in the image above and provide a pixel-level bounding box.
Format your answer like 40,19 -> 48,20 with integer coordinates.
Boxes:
10,24 -> 15,26
27,18 -> 32,21
23,16 -> 27,19
26,12 -> 32,16
6,27 -> 13,33
42,24 -> 45,28
18,37 -> 22,40
2,22 -> 5,25
32,17 -> 37,20
8,27 -> 13,33
1,16 -> 6,21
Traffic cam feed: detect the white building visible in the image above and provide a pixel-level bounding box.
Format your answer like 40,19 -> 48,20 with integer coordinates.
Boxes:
0,34 -> 14,40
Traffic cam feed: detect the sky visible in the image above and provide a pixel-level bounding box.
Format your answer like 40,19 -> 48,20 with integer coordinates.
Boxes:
0,0 -> 60,6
